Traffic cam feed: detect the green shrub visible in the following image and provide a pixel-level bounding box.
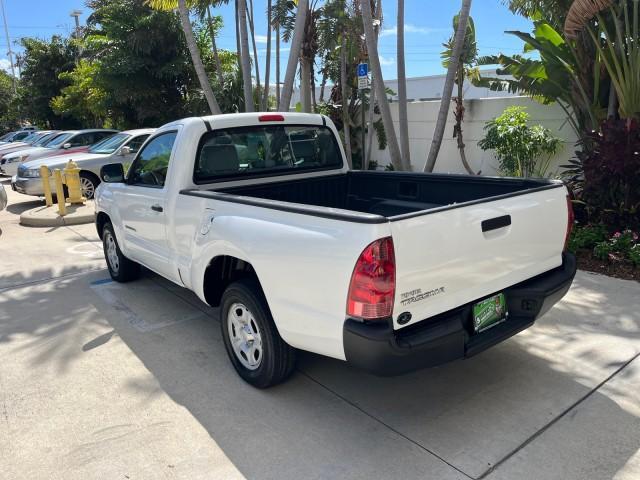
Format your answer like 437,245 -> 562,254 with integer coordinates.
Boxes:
478,106 -> 561,178
568,224 -> 608,253
593,229 -> 639,263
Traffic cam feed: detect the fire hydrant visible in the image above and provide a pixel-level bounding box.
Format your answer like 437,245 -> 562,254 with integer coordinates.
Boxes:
64,160 -> 86,205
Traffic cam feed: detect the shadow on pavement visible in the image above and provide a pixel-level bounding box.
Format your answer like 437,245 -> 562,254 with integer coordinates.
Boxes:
1,268 -> 639,479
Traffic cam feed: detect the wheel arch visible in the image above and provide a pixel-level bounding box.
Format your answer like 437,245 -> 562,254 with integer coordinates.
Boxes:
95,211 -> 110,239
202,255 -> 267,308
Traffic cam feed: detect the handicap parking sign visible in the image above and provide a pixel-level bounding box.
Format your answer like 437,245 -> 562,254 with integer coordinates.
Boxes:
357,63 -> 368,78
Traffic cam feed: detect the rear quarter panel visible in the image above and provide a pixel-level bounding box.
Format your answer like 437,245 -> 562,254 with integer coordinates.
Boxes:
178,194 -> 390,360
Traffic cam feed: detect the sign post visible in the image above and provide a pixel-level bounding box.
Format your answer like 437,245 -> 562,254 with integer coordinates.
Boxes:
357,63 -> 368,168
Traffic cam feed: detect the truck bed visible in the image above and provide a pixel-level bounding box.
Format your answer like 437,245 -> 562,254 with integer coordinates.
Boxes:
215,171 -> 561,219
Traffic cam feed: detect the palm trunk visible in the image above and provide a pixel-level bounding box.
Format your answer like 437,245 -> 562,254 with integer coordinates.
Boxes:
360,0 -> 404,171
235,0 -> 241,71
424,0 -> 472,172
247,0 -> 261,103
319,71 -> 327,103
364,0 -> 382,170
454,70 -> 475,174
300,58 -> 312,112
238,0 -> 254,112
263,0 -> 272,110
177,0 -> 221,115
397,0 -> 410,168
276,25 -> 280,107
279,0 -> 308,111
341,34 -> 353,168
311,63 -> 317,111
206,6 -> 224,86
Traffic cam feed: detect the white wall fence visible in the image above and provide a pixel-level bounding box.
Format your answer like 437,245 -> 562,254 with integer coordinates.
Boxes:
369,96 -> 578,176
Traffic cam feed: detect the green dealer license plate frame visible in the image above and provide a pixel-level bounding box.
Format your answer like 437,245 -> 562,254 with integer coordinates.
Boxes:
473,293 -> 508,333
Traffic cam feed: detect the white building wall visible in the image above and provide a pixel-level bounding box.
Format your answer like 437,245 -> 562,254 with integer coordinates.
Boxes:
370,96 -> 578,176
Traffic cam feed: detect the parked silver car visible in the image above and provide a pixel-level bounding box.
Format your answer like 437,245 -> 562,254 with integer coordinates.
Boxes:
12,129 -> 155,199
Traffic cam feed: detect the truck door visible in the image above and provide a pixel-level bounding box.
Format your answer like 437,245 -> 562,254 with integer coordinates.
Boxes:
115,131 -> 178,280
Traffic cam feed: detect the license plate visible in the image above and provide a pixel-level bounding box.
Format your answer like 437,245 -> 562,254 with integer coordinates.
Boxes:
473,293 -> 507,333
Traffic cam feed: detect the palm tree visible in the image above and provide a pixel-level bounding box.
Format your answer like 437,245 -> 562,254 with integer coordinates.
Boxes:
263,0 -> 272,110
204,6 -> 224,85
340,32 -> 353,168
360,0 -> 405,170
424,0 -> 472,172
247,0 -> 262,103
397,0 -> 410,167
238,0 -> 254,111
147,0 -> 222,114
364,0 -> 382,170
442,14 -> 479,174
279,0 -> 308,111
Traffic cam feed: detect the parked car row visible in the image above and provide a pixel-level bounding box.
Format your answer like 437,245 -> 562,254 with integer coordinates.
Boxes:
0,127 -> 155,200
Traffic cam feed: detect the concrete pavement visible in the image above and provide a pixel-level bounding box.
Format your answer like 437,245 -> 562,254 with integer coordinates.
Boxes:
1,177 -> 639,479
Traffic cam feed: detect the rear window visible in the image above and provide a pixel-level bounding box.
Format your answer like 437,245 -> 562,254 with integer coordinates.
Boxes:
194,125 -> 343,183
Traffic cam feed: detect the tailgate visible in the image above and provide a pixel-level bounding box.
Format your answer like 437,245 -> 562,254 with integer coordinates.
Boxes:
390,185 -> 569,330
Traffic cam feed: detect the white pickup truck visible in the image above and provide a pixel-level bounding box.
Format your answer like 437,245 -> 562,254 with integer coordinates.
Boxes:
95,112 -> 577,388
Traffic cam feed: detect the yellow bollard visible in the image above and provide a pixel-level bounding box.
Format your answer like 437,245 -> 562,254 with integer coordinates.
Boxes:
39,165 -> 53,207
53,169 -> 67,216
64,160 -> 86,205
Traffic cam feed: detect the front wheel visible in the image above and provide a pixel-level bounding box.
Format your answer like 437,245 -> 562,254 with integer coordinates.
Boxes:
220,279 -> 296,388
102,222 -> 140,282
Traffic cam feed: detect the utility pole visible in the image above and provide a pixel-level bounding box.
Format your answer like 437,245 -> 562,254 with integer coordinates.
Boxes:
70,10 -> 82,36
0,0 -> 17,93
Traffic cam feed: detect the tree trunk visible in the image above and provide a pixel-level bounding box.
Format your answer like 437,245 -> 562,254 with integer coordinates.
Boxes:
360,0 -> 404,171
423,0 -> 472,172
319,71 -> 327,103
206,6 -> 224,86
263,0 -> 272,110
177,0 -> 221,115
454,70 -> 476,174
238,0 -> 254,112
364,0 -> 382,170
311,63 -> 317,111
235,0 -> 241,71
397,0 -> 411,169
279,0 -> 308,111
300,58 -> 312,112
247,0 -> 261,103
341,34 -> 353,169
276,25 -> 280,107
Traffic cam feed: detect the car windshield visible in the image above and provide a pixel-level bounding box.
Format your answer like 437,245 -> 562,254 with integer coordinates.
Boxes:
45,133 -> 74,148
33,133 -> 55,146
22,133 -> 41,143
0,133 -> 12,142
88,133 -> 129,154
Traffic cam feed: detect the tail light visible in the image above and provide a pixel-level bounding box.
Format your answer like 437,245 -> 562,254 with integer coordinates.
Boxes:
564,193 -> 575,251
347,237 -> 396,320
259,114 -> 285,122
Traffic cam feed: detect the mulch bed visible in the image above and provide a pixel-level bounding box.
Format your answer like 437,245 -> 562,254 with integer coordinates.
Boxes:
575,249 -> 639,282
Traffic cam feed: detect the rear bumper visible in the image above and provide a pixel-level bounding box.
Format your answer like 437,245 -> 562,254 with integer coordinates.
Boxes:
343,253 -> 577,376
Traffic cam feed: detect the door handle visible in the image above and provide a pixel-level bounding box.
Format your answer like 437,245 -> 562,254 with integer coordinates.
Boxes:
481,215 -> 511,232
151,204 -> 163,213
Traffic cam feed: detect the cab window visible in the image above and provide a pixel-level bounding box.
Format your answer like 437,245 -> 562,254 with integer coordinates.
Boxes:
128,132 -> 177,187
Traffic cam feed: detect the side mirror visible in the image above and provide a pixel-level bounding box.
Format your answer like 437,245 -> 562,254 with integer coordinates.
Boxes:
62,143 -> 71,149
119,146 -> 131,156
100,163 -> 125,183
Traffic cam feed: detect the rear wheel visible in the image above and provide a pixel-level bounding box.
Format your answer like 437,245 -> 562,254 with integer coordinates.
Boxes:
102,222 -> 140,282
220,279 -> 296,388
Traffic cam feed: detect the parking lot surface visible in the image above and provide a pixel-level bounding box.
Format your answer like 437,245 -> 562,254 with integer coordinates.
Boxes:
1,178 -> 639,479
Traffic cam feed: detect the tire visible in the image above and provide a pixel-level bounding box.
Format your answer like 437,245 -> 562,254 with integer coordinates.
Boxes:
79,171 -> 100,200
102,222 -> 140,282
220,279 -> 296,388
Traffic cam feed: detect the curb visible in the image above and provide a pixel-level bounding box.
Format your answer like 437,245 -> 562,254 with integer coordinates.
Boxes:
19,204 -> 95,227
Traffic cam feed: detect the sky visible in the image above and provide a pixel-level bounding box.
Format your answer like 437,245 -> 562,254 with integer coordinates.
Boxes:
0,0 -> 534,82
